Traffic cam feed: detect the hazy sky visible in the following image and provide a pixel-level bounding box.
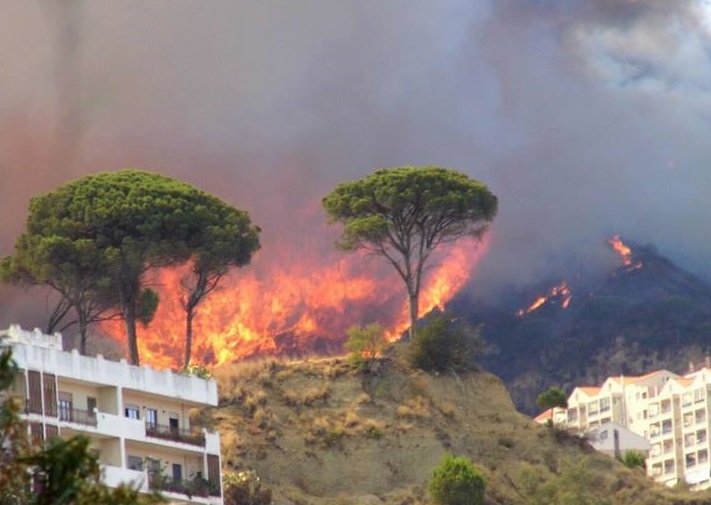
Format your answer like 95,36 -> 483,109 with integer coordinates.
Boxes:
2,0 -> 711,323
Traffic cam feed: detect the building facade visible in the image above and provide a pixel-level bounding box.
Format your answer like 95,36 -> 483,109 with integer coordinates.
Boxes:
537,367 -> 711,490
1,325 -> 223,504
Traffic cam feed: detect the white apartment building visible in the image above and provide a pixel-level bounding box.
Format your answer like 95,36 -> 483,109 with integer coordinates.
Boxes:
1,325 -> 223,504
537,367 -> 711,490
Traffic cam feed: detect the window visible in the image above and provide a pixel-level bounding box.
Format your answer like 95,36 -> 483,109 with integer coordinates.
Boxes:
696,409 -> 706,424
87,397 -> 97,418
127,455 -> 143,471
699,449 -> 709,464
686,452 -> 697,468
588,401 -> 598,415
695,388 -> 706,403
172,463 -> 182,482
169,416 -> 179,434
599,430 -> 609,441
58,392 -> 73,421
683,393 -> 693,406
125,405 -> 140,420
600,397 -> 610,412
146,408 -> 158,429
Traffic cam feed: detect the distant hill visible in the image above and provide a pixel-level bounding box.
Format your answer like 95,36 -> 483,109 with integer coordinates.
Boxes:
200,357 -> 711,505
452,239 -> 711,415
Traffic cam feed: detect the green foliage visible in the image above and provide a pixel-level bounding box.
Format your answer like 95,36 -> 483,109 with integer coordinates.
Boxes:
0,345 -> 162,505
428,453 -> 486,505
345,323 -> 387,372
323,166 -> 497,338
408,312 -> 482,372
518,459 -> 612,505
536,387 -> 568,421
2,169 -> 259,366
137,288 -> 160,326
619,450 -> 646,470
223,470 -> 273,505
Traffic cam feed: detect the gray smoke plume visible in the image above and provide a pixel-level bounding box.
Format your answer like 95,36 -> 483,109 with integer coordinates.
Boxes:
2,0 -> 711,327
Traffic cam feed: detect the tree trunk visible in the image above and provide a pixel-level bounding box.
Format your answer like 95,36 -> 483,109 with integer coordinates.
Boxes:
408,288 -> 419,340
124,302 -> 140,366
78,310 -> 88,355
184,308 -> 195,369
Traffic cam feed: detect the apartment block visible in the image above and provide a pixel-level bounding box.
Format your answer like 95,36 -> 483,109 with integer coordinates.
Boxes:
1,325 -> 223,504
535,367 -> 711,489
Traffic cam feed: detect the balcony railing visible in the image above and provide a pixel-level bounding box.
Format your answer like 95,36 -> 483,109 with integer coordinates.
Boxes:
145,423 -> 205,446
59,408 -> 97,426
148,474 -> 220,498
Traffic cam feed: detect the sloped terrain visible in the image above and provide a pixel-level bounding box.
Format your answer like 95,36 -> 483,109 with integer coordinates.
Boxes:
196,356 -> 711,505
452,242 -> 711,414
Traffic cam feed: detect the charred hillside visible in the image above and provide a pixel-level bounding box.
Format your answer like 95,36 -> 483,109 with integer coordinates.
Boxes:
452,239 -> 711,415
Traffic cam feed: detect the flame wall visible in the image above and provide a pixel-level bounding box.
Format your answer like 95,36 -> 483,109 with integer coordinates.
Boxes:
102,237 -> 489,369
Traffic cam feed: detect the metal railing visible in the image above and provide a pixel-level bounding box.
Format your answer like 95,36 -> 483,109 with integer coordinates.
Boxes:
145,423 -> 205,446
59,407 -> 97,426
148,474 -> 220,498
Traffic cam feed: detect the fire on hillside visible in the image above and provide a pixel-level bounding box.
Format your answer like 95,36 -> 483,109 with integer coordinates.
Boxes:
101,238 -> 489,369
516,282 -> 572,317
609,235 -> 643,270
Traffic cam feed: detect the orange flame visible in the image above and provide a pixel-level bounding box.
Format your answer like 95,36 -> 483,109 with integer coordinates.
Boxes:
516,282 -> 572,317
609,235 -> 642,270
102,237 -> 489,369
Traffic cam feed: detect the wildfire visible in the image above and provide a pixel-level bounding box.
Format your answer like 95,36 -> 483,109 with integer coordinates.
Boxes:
609,235 -> 642,270
101,237 -> 489,369
516,282 -> 572,317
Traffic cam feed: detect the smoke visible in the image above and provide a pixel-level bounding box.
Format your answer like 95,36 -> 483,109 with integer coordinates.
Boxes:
2,0 -> 711,327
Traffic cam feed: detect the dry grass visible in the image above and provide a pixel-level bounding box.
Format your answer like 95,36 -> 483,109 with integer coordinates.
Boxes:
202,356 -> 705,505
396,396 -> 431,420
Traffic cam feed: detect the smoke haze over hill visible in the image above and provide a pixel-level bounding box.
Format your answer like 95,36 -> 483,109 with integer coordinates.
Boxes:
2,1 -> 711,328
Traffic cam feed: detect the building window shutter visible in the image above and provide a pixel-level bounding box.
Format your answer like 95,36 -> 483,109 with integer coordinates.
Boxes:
45,424 -> 59,440
207,454 -> 220,494
43,374 -> 57,416
30,422 -> 44,445
27,371 -> 42,414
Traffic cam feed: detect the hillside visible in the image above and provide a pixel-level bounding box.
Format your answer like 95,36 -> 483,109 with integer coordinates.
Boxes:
197,356 -> 711,505
452,241 -> 711,414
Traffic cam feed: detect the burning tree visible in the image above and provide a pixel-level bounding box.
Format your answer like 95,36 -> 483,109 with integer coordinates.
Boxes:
180,203 -> 260,369
322,166 -> 497,339
1,169 -> 259,366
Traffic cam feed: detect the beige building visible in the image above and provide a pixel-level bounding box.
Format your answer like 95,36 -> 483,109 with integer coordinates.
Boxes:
2,325 -> 223,504
534,367 -> 711,489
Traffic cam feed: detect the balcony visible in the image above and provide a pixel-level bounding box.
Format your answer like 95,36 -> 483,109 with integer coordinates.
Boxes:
59,408 -> 97,427
145,423 -> 205,447
148,474 -> 220,499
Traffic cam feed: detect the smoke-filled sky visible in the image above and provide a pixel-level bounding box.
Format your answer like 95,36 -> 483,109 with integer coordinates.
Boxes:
2,0 -> 711,326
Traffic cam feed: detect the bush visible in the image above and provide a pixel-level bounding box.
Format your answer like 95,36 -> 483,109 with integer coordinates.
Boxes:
345,323 -> 387,372
619,450 -> 646,470
429,453 -> 486,505
223,470 -> 272,505
408,312 -> 482,372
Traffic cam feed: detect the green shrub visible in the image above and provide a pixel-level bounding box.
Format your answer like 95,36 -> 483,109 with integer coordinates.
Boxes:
345,323 -> 387,372
429,453 -> 486,505
619,450 -> 646,470
408,312 -> 482,372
